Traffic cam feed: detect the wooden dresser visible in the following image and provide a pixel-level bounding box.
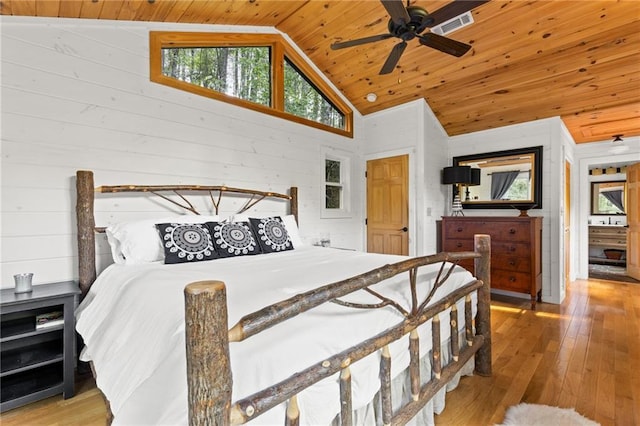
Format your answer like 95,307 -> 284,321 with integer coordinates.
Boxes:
441,216 -> 543,309
588,225 -> 627,265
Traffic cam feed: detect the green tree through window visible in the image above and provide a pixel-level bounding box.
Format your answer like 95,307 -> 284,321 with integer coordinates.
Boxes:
284,59 -> 344,129
162,47 -> 271,107
503,173 -> 531,200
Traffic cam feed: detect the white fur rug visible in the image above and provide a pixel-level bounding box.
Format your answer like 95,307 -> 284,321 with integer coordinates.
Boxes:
498,403 -> 600,426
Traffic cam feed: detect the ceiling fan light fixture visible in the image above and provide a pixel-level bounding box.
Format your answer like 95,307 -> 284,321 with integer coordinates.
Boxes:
331,0 -> 487,75
366,93 -> 378,102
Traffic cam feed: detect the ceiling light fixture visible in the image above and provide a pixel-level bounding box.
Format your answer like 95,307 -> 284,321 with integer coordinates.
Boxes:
609,134 -> 629,154
366,93 -> 378,102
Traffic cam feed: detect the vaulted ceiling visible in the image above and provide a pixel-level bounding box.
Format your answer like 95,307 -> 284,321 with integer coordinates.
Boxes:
2,0 -> 639,143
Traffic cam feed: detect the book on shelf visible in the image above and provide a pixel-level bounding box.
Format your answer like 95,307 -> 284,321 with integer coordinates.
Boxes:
35,311 -> 64,329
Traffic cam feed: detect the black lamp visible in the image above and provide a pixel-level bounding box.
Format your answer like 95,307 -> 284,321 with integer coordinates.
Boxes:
442,166 -> 481,215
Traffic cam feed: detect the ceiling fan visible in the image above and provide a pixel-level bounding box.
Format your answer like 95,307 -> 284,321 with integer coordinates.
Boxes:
331,0 -> 489,75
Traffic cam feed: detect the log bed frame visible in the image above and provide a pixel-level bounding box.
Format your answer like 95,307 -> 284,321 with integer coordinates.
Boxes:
75,170 -> 492,426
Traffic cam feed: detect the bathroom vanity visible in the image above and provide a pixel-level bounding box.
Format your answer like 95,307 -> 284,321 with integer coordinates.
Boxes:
588,225 -> 628,265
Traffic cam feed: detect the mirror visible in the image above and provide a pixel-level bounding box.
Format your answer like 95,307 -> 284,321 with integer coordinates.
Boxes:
591,181 -> 626,215
452,146 -> 543,210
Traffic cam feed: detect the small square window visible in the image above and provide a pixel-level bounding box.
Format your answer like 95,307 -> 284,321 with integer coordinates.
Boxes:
322,150 -> 351,218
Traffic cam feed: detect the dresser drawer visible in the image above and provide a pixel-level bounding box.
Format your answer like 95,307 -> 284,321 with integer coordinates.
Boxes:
442,239 -> 474,270
492,255 -> 531,272
444,239 -> 530,258
588,237 -> 626,245
491,269 -> 531,292
443,220 -> 531,242
492,222 -> 532,242
443,239 -> 473,251
492,241 -> 531,258
589,226 -> 627,236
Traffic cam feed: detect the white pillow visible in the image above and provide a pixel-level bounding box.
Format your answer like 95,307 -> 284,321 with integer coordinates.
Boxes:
281,215 -> 304,248
233,214 -> 303,248
106,215 -> 220,264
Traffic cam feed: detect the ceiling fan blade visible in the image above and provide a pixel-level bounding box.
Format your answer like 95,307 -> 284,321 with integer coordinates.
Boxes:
380,0 -> 411,25
418,33 -> 471,57
427,0 -> 490,27
331,33 -> 393,50
379,41 -> 407,75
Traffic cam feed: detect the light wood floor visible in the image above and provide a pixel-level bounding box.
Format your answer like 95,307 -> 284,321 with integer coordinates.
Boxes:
1,278 -> 638,425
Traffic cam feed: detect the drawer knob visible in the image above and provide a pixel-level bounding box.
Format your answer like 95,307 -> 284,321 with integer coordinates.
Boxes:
509,228 -> 516,234
456,242 -> 463,248
509,276 -> 516,282
510,246 -> 516,252
456,227 -> 463,233
509,260 -> 516,266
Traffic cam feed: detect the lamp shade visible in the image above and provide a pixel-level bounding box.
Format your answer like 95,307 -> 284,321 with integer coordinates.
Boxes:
469,168 -> 481,186
442,166 -> 471,184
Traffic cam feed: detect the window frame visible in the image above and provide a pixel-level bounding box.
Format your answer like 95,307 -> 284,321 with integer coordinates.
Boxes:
150,31 -> 353,138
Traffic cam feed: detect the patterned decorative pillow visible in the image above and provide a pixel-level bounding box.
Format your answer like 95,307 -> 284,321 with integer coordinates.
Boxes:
249,216 -> 294,253
209,221 -> 260,257
155,223 -> 218,264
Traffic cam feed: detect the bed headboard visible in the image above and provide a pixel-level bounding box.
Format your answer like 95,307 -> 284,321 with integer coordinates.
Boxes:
75,170 -> 298,296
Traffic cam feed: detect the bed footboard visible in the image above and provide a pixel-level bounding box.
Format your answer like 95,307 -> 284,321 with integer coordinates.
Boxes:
185,235 -> 491,425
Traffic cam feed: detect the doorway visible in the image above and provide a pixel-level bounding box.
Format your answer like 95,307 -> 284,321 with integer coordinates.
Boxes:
587,161 -> 640,283
366,155 -> 409,255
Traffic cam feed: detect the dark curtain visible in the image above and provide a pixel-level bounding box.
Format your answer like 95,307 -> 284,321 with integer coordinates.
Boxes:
602,190 -> 624,212
491,171 -> 520,200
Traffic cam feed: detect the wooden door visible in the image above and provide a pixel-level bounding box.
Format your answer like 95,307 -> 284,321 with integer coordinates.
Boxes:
366,155 -> 409,255
564,160 -> 571,285
627,162 -> 640,280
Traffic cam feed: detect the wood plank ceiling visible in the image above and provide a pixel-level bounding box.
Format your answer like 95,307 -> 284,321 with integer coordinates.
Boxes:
2,0 -> 639,144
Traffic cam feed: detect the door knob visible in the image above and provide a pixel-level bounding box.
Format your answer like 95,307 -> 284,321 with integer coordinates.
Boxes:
399,227 -> 408,232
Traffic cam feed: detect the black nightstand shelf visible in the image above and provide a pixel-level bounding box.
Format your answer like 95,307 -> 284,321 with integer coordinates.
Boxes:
0,281 -> 80,412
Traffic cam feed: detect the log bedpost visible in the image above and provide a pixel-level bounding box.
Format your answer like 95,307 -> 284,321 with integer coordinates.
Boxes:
474,234 -> 492,376
185,281 -> 232,426
76,170 -> 96,297
289,186 -> 298,224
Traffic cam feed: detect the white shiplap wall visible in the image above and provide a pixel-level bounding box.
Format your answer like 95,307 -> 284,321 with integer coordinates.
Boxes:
363,99 -> 449,256
0,17 -> 366,288
448,117 -> 568,304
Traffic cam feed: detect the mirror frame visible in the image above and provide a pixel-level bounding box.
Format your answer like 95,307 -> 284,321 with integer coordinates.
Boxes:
452,145 -> 543,210
590,180 -> 627,215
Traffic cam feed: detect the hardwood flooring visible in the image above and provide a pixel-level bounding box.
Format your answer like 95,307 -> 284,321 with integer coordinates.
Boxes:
1,278 -> 638,425
436,278 -> 640,426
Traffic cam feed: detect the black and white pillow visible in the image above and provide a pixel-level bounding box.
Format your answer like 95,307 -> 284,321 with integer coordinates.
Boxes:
209,221 -> 260,257
249,217 -> 294,253
155,223 -> 218,264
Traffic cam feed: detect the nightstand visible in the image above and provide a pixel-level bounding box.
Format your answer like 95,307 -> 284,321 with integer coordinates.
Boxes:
0,281 -> 81,412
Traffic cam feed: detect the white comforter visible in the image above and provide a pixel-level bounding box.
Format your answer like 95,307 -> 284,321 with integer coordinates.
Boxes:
76,246 -> 476,425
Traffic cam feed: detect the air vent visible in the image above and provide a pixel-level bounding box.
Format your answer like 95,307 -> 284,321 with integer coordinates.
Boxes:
430,11 -> 474,36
